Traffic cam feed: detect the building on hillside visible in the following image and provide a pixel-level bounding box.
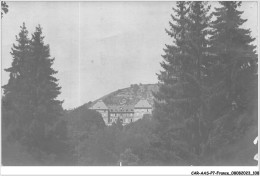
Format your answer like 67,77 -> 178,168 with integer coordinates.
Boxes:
90,99 -> 152,126
89,100 -> 109,124
134,99 -> 152,120
108,105 -> 134,125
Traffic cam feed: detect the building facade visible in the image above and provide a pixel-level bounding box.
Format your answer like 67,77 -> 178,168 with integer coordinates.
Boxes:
89,100 -> 109,124
134,99 -> 153,120
90,99 -> 152,126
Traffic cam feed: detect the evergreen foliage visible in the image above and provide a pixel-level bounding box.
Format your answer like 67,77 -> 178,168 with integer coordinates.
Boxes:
153,1 -> 213,165
152,2 -> 192,165
1,1 -> 8,18
153,1 -> 257,165
2,24 -> 71,165
205,1 -> 258,163
209,1 -> 257,113
2,23 -> 31,143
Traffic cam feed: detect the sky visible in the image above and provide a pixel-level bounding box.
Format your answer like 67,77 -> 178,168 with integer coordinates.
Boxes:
1,1 -> 258,109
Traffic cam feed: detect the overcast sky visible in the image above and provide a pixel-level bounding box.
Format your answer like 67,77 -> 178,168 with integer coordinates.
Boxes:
1,1 -> 258,109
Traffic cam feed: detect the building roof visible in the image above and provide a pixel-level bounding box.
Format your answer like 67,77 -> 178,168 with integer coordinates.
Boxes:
134,99 -> 152,109
108,105 -> 134,113
90,100 -> 108,110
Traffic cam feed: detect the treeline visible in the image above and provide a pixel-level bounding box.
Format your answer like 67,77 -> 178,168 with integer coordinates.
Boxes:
64,107 -> 158,166
2,1 -> 258,166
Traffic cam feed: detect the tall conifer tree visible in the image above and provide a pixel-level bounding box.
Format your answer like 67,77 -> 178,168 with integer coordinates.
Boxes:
154,1 -> 189,126
24,25 -> 66,163
153,1 -> 213,164
2,23 -> 31,141
210,1 -> 257,113
152,1 -> 193,165
3,24 -> 70,165
208,1 -> 258,157
184,1 -> 212,157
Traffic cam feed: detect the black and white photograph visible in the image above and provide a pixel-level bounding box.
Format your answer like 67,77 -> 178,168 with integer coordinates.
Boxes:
1,0 -> 259,173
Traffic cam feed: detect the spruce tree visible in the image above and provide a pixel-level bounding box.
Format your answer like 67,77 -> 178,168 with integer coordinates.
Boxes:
184,1 -> 212,157
2,23 -> 31,141
3,24 -> 71,165
152,1 -> 193,165
210,1 -> 257,113
153,1 -> 189,126
153,1 -> 213,164
23,25 -> 67,163
207,1 -> 258,163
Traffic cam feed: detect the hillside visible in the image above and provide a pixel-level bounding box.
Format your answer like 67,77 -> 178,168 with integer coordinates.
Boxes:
73,83 -> 159,110
101,83 -> 158,106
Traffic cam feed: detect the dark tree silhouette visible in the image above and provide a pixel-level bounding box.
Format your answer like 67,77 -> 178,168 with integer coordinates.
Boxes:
1,1 -> 8,18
